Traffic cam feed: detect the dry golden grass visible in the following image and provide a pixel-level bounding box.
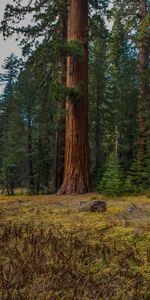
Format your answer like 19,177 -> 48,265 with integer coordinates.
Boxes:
1,193 -> 150,233
0,193 -> 150,299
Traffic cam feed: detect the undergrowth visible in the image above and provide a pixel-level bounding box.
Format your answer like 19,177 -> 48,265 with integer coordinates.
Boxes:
0,194 -> 150,299
0,222 -> 150,300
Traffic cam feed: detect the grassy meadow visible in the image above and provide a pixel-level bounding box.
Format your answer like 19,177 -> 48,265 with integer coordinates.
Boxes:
0,193 -> 150,299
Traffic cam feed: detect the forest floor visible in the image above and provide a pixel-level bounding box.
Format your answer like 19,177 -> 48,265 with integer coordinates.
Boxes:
1,193 -> 150,299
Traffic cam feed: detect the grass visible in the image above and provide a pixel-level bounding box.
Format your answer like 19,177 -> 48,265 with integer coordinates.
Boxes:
0,193 -> 150,299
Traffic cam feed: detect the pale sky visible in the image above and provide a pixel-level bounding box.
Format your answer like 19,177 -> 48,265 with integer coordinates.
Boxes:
0,0 -> 22,74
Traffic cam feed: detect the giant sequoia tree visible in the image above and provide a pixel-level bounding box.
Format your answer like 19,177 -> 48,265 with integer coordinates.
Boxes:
58,0 -> 90,194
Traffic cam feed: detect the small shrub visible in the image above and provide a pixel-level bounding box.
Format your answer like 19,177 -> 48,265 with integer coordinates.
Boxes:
96,151 -> 123,196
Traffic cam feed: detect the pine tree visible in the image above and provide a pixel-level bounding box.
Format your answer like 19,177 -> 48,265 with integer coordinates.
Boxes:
17,58 -> 57,194
105,8 -> 139,173
110,0 -> 150,192
98,151 -> 123,196
0,54 -> 26,195
55,10 -> 67,191
137,0 -> 150,157
89,14 -> 108,174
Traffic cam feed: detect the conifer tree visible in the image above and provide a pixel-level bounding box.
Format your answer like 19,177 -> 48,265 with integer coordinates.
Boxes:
89,15 -> 108,172
0,54 -> 25,194
55,10 -> 67,191
105,9 -> 139,173
110,0 -> 149,192
17,58 -> 57,194
137,0 -> 150,157
98,151 -> 123,196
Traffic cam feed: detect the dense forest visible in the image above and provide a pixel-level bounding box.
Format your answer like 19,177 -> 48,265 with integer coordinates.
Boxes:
0,0 -> 149,196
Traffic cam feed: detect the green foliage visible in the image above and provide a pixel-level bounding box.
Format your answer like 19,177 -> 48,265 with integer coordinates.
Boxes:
92,167 -> 103,191
89,16 -> 108,171
124,153 -> 150,194
0,54 -> 26,195
138,13 -> 150,42
97,151 -> 123,196
124,174 -> 134,194
17,62 -> 57,194
67,40 -> 85,58
66,81 -> 84,103
101,6 -> 139,185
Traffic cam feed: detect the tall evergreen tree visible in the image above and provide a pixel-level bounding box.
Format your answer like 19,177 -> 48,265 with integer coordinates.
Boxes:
55,10 -> 67,191
59,0 -> 90,194
17,57 -> 57,194
105,10 -> 138,172
0,54 -> 25,194
138,0 -> 150,156
89,16 -> 108,172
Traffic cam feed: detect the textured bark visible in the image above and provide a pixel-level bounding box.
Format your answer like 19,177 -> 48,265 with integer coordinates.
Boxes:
55,14 -> 67,191
138,0 -> 149,155
58,0 -> 90,194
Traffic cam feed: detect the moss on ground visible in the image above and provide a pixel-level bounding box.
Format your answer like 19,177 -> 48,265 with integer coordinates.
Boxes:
0,194 -> 150,299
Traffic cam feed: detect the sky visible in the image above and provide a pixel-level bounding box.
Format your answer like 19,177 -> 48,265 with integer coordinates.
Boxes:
0,0 -> 22,74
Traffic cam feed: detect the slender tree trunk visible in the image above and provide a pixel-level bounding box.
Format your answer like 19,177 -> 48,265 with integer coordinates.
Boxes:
27,101 -> 34,194
55,101 -> 65,190
58,0 -> 90,194
10,181 -> 14,195
138,0 -> 149,156
55,14 -> 67,191
115,125 -> 120,155
36,141 -> 42,195
95,81 -> 101,168
95,80 -> 104,169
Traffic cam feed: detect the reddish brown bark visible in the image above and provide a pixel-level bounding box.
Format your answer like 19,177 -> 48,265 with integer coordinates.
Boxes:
138,0 -> 149,156
58,0 -> 90,194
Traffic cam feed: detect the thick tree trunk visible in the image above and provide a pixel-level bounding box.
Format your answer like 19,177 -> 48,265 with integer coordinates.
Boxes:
58,0 -> 90,194
138,0 -> 149,156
